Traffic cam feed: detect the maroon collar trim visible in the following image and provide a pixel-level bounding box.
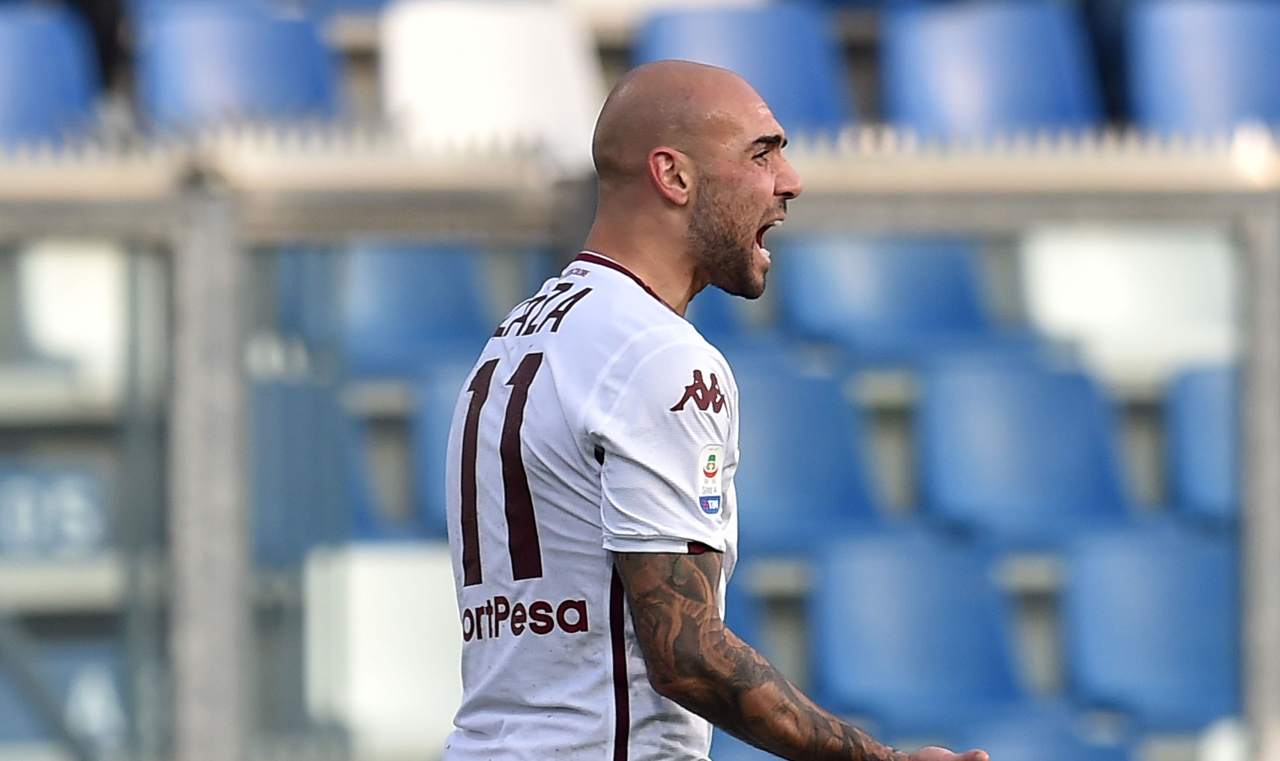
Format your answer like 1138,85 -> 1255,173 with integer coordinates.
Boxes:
573,251 -> 679,315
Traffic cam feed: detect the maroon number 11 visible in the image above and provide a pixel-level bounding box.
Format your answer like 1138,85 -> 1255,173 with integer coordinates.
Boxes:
459,352 -> 545,587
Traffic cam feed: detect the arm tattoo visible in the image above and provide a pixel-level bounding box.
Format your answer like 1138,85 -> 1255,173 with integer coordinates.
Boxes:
613,551 -> 908,761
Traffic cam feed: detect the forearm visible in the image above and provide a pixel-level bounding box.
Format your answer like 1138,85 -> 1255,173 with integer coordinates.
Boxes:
651,621 -> 906,761
614,551 -> 904,761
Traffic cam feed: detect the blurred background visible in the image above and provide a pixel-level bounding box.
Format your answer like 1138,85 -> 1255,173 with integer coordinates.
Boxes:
0,0 -> 1275,761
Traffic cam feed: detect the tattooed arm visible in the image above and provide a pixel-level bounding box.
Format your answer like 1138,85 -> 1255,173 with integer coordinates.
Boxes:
614,551 -> 987,761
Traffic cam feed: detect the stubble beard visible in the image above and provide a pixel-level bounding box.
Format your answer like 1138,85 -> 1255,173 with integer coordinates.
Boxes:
688,178 -> 765,300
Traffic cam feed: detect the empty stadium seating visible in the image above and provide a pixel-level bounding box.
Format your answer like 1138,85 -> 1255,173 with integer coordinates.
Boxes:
881,0 -> 1102,137
340,244 -> 495,379
1063,523 -> 1240,732
730,355 -> 883,557
1166,365 -> 1239,524
633,4 -> 854,135
1130,0 -> 1280,133
380,0 -> 606,174
772,236 -> 1035,365
0,638 -> 125,751
810,529 -> 1028,736
952,713 -> 1135,761
136,2 -> 338,129
0,462 -> 108,558
916,363 -> 1133,548
0,3 -> 99,144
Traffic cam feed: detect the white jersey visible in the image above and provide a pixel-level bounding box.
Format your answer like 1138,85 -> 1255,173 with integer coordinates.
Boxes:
442,251 -> 740,761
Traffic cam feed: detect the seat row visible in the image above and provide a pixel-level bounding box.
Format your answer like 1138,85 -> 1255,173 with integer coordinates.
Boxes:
6,1 -> 1280,149
715,524 -> 1238,759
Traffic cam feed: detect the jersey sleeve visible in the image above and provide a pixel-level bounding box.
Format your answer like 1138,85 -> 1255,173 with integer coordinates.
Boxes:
590,339 -> 736,554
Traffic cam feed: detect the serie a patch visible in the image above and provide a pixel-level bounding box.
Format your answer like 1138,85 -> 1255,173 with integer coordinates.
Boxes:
697,444 -> 723,515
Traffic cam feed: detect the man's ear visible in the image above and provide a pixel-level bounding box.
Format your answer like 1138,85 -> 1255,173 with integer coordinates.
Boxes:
648,147 -> 693,207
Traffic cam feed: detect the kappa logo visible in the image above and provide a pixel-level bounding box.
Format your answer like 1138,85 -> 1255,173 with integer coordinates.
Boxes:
670,370 -> 727,414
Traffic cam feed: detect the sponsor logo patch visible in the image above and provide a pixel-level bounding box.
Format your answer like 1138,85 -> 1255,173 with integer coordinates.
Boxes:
699,496 -> 722,515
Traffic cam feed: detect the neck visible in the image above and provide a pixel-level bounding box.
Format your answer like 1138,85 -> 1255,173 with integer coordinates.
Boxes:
582,215 -> 705,316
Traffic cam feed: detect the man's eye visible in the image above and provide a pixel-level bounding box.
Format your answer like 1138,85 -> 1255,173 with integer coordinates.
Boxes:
753,151 -> 770,161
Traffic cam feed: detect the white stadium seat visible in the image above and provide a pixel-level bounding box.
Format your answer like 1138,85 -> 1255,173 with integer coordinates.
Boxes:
1021,225 -> 1239,389
380,0 -> 607,175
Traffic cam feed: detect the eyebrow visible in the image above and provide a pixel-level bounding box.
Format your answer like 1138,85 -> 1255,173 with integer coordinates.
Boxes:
749,134 -> 787,152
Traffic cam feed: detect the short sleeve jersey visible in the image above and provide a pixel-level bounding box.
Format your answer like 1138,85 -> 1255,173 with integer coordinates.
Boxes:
442,252 -> 739,761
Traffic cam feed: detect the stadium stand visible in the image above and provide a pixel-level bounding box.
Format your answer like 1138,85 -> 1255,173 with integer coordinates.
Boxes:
810,529 -> 1029,737
730,356 -> 884,557
0,462 -> 108,558
0,3 -> 99,144
881,0 -> 1102,137
1019,225 -> 1237,388
771,236 -> 1037,366
1166,365 -> 1239,524
340,243 -> 495,379
1129,0 -> 1280,134
952,713 -> 1135,761
380,0 -> 606,174
632,4 -> 854,136
412,356 -> 477,540
709,730 -> 775,761
916,363 -> 1133,549
0,638 -> 125,751
135,2 -> 337,129
1063,523 -> 1241,732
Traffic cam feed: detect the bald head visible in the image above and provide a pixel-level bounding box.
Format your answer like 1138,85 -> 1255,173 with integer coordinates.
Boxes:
591,60 -> 763,185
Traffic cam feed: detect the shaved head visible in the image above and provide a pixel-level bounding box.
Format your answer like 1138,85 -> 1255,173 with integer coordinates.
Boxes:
592,60 -> 758,185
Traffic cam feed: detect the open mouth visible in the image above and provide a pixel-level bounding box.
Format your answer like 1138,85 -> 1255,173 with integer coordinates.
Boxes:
755,219 -> 783,261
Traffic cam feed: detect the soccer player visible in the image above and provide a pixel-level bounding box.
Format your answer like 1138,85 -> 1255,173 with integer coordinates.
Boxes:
442,60 -> 989,761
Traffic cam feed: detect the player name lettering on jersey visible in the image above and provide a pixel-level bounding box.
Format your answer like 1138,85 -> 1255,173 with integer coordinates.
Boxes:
493,282 -> 593,338
460,594 -> 590,642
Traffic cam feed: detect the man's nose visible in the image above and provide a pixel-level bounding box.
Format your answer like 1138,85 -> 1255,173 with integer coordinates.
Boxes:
776,156 -> 803,200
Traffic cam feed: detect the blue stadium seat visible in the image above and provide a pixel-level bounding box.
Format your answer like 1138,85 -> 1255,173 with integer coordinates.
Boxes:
1130,0 -> 1280,133
0,4 -> 99,144
0,463 -> 108,558
412,354 -> 479,539
341,244 -> 494,379
710,730 -> 775,761
0,638 -> 125,750
953,713 -> 1134,761
811,529 -> 1027,736
772,236 -> 1035,365
136,2 -> 337,129
251,377 -> 417,566
730,357 -> 883,557
632,5 -> 854,135
882,0 -> 1102,137
1166,366 -> 1238,524
916,364 -> 1132,548
1063,524 -> 1240,732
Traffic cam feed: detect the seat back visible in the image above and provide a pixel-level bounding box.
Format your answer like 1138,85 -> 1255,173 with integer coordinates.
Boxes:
0,4 -> 98,144
340,244 -> 494,378
0,462 -> 108,558
136,2 -> 337,129
774,237 -> 993,349
883,0 -> 1102,136
731,357 -> 882,555
1130,0 -> 1280,133
1166,365 -> 1238,522
381,0 -> 606,173
1063,524 -> 1240,731
917,364 -> 1130,545
811,530 -> 1022,729
954,714 -> 1134,761
633,4 -> 854,135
